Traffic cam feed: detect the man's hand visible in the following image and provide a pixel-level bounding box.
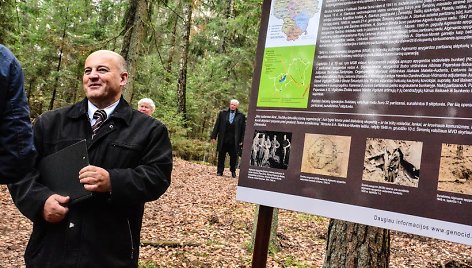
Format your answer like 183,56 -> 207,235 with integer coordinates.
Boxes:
43,194 -> 70,223
79,165 -> 111,192
211,139 -> 216,144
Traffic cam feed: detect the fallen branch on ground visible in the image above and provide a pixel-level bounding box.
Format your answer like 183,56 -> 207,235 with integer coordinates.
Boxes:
141,240 -> 201,248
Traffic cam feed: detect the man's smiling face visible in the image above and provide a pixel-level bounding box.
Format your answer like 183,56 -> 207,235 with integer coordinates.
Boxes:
83,51 -> 128,108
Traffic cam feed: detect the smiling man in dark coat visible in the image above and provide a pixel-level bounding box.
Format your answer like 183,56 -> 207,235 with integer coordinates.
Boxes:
210,99 -> 246,178
8,50 -> 172,268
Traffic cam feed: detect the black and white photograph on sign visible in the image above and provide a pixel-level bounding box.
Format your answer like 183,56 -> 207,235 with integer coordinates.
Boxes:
300,134 -> 351,178
438,143 -> 472,195
250,130 -> 291,170
362,138 -> 422,187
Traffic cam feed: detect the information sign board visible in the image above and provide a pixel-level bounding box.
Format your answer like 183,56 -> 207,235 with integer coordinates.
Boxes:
237,0 -> 472,245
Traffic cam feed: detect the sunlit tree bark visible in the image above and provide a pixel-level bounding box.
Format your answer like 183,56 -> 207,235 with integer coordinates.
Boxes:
324,220 -> 390,268
176,0 -> 192,125
165,1 -> 181,83
221,0 -> 234,53
121,0 -> 148,103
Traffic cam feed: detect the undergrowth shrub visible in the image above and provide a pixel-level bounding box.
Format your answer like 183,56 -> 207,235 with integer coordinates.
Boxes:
171,137 -> 216,164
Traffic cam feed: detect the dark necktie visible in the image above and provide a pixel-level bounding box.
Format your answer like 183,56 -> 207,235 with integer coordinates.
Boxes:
92,109 -> 107,136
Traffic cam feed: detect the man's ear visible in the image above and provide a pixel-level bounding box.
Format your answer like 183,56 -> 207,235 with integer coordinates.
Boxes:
120,72 -> 129,86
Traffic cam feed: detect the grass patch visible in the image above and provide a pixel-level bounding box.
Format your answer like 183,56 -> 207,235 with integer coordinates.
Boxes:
138,261 -> 157,268
284,256 -> 307,268
297,213 -> 328,224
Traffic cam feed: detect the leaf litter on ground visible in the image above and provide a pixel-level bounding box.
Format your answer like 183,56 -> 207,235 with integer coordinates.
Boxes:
0,158 -> 471,267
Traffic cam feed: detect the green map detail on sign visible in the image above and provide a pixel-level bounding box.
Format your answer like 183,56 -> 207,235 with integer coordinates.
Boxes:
257,45 -> 315,108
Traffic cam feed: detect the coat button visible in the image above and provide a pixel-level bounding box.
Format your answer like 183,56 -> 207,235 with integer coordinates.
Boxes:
109,125 -> 114,129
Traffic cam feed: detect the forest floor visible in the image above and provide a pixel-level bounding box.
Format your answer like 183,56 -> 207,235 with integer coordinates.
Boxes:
1,158 -> 472,267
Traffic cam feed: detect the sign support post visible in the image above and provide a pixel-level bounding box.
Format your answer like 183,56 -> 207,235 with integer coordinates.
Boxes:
251,205 -> 274,268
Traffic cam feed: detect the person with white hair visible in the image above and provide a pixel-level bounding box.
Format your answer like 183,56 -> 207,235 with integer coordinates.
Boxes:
210,99 -> 246,178
137,97 -> 155,116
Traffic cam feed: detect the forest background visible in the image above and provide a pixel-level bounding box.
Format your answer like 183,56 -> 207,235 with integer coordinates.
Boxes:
0,0 -> 259,161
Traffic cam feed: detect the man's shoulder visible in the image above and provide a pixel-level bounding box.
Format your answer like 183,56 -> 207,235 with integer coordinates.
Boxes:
216,109 -> 228,119
46,102 -> 79,114
0,45 -> 14,64
0,46 -> 16,79
235,110 -> 246,120
131,109 -> 167,127
37,102 -> 82,122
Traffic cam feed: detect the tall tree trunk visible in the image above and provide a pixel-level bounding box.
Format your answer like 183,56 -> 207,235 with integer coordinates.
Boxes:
176,1 -> 192,125
221,0 -> 234,53
323,219 -> 390,268
165,2 -> 180,83
49,2 -> 70,110
71,61 -> 82,104
121,0 -> 148,103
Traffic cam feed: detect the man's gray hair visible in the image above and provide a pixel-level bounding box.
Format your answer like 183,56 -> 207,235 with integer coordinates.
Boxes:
230,99 -> 239,105
138,98 -> 156,110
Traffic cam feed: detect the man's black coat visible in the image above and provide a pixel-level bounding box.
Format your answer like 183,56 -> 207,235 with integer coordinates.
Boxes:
8,97 -> 172,268
210,108 -> 246,152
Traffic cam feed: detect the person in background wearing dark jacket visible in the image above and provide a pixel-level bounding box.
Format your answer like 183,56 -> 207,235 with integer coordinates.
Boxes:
210,99 -> 246,178
0,44 -> 36,184
8,50 -> 172,268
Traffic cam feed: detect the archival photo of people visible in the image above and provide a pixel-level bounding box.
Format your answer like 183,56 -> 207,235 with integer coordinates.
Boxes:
362,138 -> 422,187
438,143 -> 472,195
300,134 -> 351,178
250,130 -> 291,170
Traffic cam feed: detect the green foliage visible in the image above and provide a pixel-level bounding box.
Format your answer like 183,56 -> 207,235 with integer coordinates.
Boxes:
171,137 -> 216,164
6,0 -> 263,163
188,0 -> 262,113
158,109 -> 189,138
7,0 -> 127,115
0,0 -> 16,44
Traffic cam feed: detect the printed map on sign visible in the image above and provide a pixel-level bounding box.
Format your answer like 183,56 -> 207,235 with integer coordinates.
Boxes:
257,0 -> 322,108
265,0 -> 322,47
257,45 -> 315,108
